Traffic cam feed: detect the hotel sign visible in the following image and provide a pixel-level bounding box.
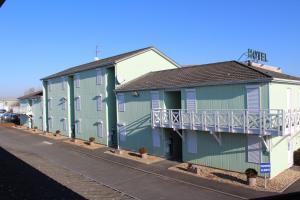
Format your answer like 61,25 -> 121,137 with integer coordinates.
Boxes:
247,49 -> 267,62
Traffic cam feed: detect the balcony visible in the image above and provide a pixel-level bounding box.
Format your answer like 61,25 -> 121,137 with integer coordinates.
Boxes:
18,106 -> 33,116
151,109 -> 300,136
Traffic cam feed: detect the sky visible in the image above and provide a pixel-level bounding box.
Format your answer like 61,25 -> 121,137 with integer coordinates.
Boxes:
0,0 -> 300,98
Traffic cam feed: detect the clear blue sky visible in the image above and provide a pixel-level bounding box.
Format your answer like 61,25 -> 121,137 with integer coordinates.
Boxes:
1,0 -> 300,98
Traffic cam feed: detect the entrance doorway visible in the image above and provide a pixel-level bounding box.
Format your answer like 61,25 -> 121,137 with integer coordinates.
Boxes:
164,90 -> 182,161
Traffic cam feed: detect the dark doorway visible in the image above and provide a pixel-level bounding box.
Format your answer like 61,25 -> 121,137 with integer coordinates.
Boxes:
164,91 -> 181,109
165,128 -> 182,161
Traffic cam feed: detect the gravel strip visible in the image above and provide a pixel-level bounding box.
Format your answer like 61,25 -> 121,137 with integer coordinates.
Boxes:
169,163 -> 300,192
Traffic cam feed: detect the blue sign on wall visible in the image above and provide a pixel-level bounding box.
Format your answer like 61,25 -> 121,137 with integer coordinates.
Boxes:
260,163 -> 271,173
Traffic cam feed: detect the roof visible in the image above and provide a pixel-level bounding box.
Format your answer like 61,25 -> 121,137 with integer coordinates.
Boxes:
18,90 -> 43,100
41,46 -> 179,80
116,61 -> 300,92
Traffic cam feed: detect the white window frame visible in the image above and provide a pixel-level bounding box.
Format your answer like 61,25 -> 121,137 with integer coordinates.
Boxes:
119,123 -> 126,142
186,89 -> 196,111
186,131 -> 197,154
75,96 -> 81,111
96,68 -> 103,85
118,93 -> 125,112
96,95 -> 102,111
152,128 -> 161,148
61,77 -> 66,90
75,119 -> 81,135
74,73 -> 80,88
97,121 -> 103,138
151,91 -> 160,109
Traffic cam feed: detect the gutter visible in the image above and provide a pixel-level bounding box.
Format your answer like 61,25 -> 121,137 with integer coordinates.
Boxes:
272,78 -> 300,85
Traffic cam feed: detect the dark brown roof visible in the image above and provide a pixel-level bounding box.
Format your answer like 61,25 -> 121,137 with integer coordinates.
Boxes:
41,46 -> 179,80
18,90 -> 43,100
116,61 -> 300,91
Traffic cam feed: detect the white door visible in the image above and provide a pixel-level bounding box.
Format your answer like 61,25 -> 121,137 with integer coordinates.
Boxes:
288,140 -> 294,167
246,86 -> 260,112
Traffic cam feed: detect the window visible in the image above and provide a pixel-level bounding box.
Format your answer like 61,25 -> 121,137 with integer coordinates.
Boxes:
48,80 -> 52,92
119,124 -> 126,142
48,98 -> 52,110
75,120 -> 81,135
96,95 -> 102,111
61,118 -> 67,131
118,94 -> 125,112
74,73 -> 80,88
151,91 -> 160,109
61,77 -> 66,90
96,69 -> 103,85
246,86 -> 260,112
187,131 -> 197,153
75,96 -> 81,111
97,121 -> 103,138
247,135 -> 261,164
186,89 -> 196,111
48,117 -> 53,129
152,128 -> 160,147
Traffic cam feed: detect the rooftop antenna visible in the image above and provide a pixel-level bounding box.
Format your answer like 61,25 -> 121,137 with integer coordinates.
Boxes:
94,45 -> 100,61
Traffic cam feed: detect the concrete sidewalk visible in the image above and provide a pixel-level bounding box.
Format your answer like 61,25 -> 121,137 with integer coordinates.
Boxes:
0,127 -> 289,199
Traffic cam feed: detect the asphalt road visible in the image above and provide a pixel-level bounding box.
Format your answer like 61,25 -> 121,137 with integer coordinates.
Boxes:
0,126 -> 296,200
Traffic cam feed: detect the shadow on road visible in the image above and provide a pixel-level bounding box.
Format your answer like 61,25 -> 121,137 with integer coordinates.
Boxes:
250,191 -> 300,200
0,147 -> 86,200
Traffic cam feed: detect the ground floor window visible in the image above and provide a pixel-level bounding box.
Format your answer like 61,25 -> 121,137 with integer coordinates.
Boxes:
152,128 -> 161,147
48,117 -> 53,129
186,131 -> 197,153
61,118 -> 67,131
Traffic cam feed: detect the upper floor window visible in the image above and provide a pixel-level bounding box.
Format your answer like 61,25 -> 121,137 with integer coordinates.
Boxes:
61,77 -> 66,90
96,68 -> 103,85
75,96 -> 81,111
118,94 -> 125,112
246,85 -> 260,112
96,95 -> 102,111
75,73 -> 80,88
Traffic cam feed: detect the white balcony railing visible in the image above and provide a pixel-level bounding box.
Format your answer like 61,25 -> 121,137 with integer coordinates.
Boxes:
151,109 -> 300,136
18,106 -> 33,116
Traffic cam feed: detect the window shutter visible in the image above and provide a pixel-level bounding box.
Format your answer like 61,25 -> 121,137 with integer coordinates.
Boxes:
48,117 -> 53,129
75,74 -> 80,88
118,94 -> 125,112
75,120 -> 81,135
187,131 -> 197,153
62,119 -> 67,131
97,121 -> 103,138
152,128 -> 161,147
97,95 -> 102,111
119,124 -> 126,141
76,97 -> 81,111
48,80 -> 52,92
96,69 -> 102,85
247,135 -> 261,163
48,98 -> 52,110
151,91 -> 160,109
246,86 -> 260,112
186,90 -> 196,111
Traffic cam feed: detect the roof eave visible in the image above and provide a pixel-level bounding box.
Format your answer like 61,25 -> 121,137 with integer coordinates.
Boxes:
272,78 -> 300,85
115,78 -> 273,93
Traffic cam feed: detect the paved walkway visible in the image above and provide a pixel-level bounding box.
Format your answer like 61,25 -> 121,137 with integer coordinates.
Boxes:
0,126 -> 295,199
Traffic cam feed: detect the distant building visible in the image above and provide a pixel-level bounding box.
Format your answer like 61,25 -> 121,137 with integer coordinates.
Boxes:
0,98 -> 19,112
17,90 -> 43,129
